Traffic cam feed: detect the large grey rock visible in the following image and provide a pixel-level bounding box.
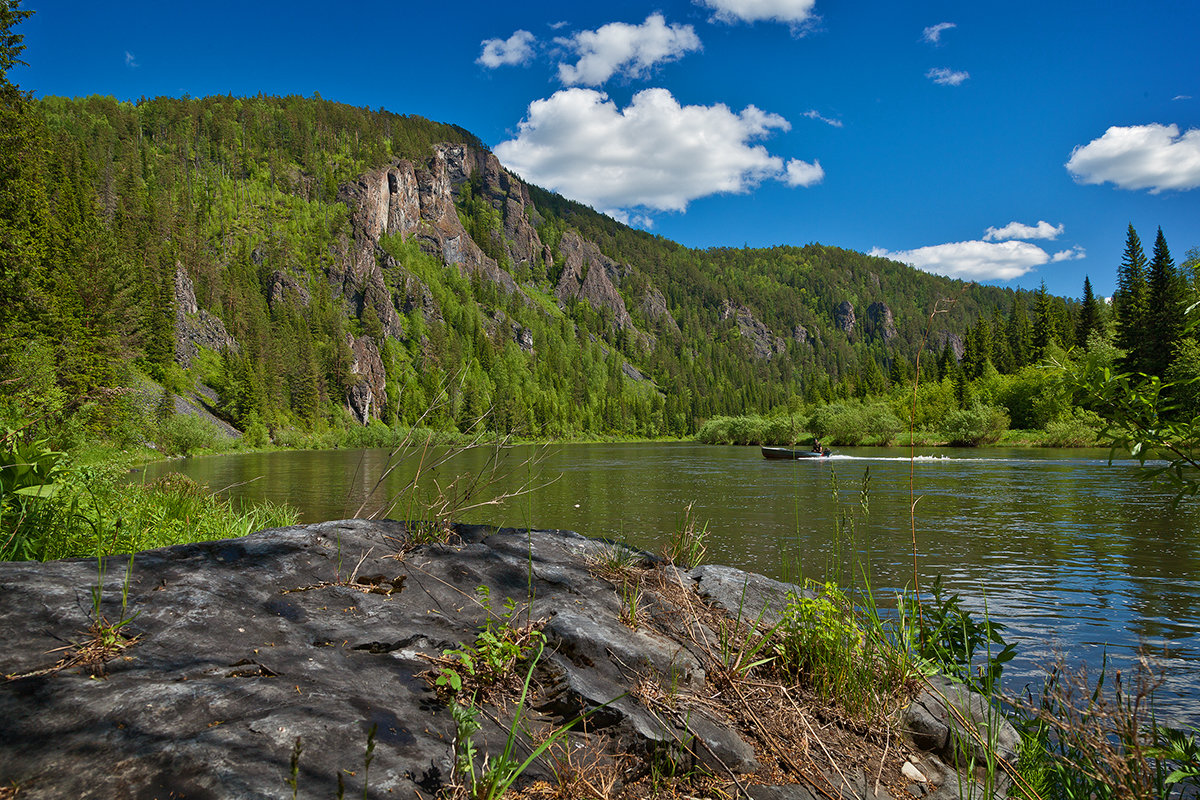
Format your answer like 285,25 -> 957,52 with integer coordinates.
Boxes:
0,522 -> 763,798
901,675 -> 1019,797
689,563 -> 813,627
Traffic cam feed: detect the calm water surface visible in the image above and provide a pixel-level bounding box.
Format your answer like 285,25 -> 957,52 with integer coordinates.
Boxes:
138,443 -> 1200,724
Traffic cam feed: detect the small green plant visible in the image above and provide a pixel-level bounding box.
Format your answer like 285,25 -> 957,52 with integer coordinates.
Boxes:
84,550 -> 141,668
662,502 -> 707,569
774,582 -> 863,687
447,640 -> 616,800
618,578 -> 642,629
906,575 -> 1015,694
586,542 -> 643,581
435,586 -> 544,697
714,580 -> 778,677
0,431 -> 68,560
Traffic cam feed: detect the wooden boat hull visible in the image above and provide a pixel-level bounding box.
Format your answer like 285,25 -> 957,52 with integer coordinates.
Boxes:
761,446 -> 831,460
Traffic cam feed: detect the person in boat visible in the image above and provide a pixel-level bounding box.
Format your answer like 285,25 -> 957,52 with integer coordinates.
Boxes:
811,437 -> 822,454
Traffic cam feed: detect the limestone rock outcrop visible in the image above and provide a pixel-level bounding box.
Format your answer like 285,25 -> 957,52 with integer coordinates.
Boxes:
721,300 -> 787,360
834,300 -> 856,336
640,286 -> 680,336
930,330 -> 965,361
865,301 -> 898,343
173,261 -> 239,369
554,231 -> 635,333
346,334 -> 388,424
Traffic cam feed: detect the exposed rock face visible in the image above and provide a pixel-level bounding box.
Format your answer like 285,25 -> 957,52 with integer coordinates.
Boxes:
865,301 -> 898,343
335,145 -> 537,355
346,334 -> 387,424
173,262 -> 239,369
930,330 -> 965,361
488,310 -> 535,355
721,300 -> 787,360
640,286 -> 680,336
792,324 -> 809,345
0,521 -> 1007,800
554,231 -> 635,333
267,269 -> 312,311
834,300 -> 856,335
473,148 -> 545,275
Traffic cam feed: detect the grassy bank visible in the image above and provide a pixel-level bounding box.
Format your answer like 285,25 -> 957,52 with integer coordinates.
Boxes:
1,434 -> 297,561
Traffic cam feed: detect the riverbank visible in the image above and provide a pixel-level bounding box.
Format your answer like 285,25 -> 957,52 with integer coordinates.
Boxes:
0,519 -> 1021,799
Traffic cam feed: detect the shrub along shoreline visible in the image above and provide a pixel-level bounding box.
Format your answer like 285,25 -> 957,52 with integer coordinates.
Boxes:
696,408 -> 1103,449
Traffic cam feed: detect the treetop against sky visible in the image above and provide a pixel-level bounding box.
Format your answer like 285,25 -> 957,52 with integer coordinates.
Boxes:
16,0 -> 1200,298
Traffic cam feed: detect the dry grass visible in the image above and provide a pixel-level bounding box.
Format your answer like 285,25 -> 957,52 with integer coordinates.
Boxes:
462,560 -> 927,800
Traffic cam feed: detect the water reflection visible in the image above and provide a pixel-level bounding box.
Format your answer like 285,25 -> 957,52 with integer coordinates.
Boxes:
139,443 -> 1200,725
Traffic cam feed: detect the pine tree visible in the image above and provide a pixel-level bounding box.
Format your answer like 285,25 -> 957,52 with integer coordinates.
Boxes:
1007,294 -> 1033,368
1076,276 -> 1104,348
1115,224 -> 1149,373
1145,227 -> 1183,378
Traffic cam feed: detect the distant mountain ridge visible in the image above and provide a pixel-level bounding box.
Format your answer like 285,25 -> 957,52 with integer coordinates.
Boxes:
7,93 -> 1037,439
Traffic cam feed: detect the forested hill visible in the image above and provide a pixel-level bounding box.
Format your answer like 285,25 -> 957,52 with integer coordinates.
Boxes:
1,91 -> 1073,442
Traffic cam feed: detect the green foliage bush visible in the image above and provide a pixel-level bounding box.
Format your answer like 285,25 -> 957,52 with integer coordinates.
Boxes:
157,414 -> 221,457
807,402 -> 902,446
940,403 -> 1009,446
695,415 -> 801,445
1041,409 -> 1103,447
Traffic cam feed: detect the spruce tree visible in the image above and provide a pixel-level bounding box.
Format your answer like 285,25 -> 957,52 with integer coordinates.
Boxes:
1076,276 -> 1104,348
1115,224 -> 1149,373
1146,227 -> 1183,378
1007,293 -> 1033,368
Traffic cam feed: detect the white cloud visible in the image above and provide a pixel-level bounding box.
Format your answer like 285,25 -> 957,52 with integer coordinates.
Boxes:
869,240 -> 1056,281
478,30 -> 536,68
802,109 -> 843,128
784,159 -> 824,187
922,22 -> 956,44
557,14 -> 701,86
1174,94 -> 1193,101
1051,246 -> 1087,262
1065,123 -> 1200,192
495,88 -> 812,215
983,220 -> 1064,242
926,67 -> 969,86
124,50 -> 138,68
696,0 -> 818,25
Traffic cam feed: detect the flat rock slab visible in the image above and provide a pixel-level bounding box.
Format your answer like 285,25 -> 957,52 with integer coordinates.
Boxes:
0,521 -> 777,799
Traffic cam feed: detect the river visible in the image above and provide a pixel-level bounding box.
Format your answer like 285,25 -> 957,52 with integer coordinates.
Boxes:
137,442 -> 1200,725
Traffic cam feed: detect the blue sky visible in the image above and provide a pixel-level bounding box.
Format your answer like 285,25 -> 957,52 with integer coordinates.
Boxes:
14,0 -> 1200,298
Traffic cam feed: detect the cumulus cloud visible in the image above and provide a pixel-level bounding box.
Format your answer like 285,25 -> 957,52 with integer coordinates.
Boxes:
495,88 -> 813,215
982,220 -> 1064,242
926,67 -> 969,86
784,159 -> 824,187
802,109 -> 843,128
478,30 -> 536,68
124,50 -> 138,68
922,22 -> 956,44
1065,123 -> 1200,192
696,0 -> 818,25
869,240 -> 1057,281
557,14 -> 701,86
1051,246 -> 1087,262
